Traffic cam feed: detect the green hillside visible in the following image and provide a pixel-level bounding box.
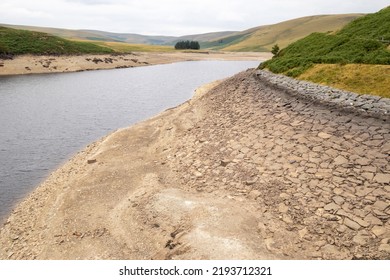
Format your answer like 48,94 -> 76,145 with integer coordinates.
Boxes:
261,6 -> 390,77
202,14 -> 363,52
0,26 -> 114,56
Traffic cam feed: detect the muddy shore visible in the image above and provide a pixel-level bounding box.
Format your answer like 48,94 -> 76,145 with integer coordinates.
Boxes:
0,52 -> 271,76
0,68 -> 389,260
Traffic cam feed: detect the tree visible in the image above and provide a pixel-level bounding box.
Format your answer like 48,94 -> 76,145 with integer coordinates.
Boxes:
271,44 -> 280,56
175,40 -> 200,50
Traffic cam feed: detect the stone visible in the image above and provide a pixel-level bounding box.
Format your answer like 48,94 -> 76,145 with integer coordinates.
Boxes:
245,179 -> 257,186
350,216 -> 370,228
355,157 -> 371,166
364,214 -> 382,226
278,203 -> 289,213
87,159 -> 97,164
361,172 -> 374,181
352,231 -> 371,246
373,200 -> 389,211
248,190 -> 261,200
344,218 -> 361,230
324,202 -> 341,212
333,155 -> 348,165
332,196 -> 345,205
220,159 -> 230,167
374,173 -> 390,184
318,132 -> 332,139
298,227 -> 308,239
194,171 -> 203,178
378,244 -> 390,253
371,226 -> 387,237
279,193 -> 290,200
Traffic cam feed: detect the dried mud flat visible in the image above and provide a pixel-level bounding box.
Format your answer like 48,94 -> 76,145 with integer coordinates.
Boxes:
1,69 -> 389,260
0,51 -> 270,76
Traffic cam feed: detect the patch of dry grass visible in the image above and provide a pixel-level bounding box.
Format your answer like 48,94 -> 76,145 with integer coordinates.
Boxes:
70,39 -> 175,52
298,64 -> 390,98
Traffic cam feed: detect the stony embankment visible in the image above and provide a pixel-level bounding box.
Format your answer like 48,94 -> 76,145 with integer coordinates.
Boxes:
0,68 -> 389,260
256,70 -> 390,121
167,69 -> 390,259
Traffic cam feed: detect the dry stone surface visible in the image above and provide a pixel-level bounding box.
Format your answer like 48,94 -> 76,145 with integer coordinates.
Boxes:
167,69 -> 390,259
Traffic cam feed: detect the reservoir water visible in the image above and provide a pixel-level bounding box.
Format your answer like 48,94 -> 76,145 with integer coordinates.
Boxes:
0,60 -> 259,222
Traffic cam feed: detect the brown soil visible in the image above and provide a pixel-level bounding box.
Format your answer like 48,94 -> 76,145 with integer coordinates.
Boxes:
0,52 -> 271,76
0,69 -> 389,260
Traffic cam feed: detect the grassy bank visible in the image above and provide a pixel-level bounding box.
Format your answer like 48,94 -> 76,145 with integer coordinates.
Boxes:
299,64 -> 390,98
0,26 -> 114,56
259,6 -> 390,97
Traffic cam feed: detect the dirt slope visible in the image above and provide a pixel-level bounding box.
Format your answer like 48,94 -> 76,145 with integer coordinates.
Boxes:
0,70 -> 389,260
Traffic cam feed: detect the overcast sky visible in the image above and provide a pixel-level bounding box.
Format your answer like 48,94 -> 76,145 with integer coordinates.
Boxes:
0,0 -> 389,36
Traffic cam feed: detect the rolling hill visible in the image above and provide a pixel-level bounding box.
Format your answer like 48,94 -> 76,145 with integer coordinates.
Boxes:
202,14 -> 364,51
1,13 -> 361,52
0,26 -> 113,55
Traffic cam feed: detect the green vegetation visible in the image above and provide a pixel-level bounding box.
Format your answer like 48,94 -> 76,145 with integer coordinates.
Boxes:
271,44 -> 280,56
260,6 -> 390,77
174,40 -> 200,50
0,26 -> 114,56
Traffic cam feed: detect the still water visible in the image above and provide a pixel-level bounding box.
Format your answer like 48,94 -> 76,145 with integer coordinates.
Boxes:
0,60 -> 259,222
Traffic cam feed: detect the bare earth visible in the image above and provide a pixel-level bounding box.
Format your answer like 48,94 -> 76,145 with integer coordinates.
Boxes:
1,69 -> 389,260
0,51 -> 271,76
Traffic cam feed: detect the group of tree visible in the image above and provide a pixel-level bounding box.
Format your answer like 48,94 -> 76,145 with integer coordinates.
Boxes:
174,40 -> 200,50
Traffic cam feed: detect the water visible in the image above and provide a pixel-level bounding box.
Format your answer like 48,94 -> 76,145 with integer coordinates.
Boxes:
0,60 -> 259,222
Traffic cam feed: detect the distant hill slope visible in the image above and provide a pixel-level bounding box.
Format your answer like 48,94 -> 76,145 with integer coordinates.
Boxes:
202,14 -> 364,52
0,26 -> 113,56
0,23 -> 236,46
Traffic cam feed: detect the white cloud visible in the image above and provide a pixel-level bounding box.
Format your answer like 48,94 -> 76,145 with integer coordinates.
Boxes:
0,0 -> 389,35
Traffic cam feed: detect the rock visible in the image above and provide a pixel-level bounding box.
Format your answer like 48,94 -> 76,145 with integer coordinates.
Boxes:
333,155 -> 348,165
318,132 -> 332,139
361,172 -> 374,181
279,193 -> 290,200
332,196 -> 345,205
371,226 -> 387,237
278,203 -> 289,213
350,216 -> 370,228
373,200 -> 389,211
220,159 -> 230,167
324,202 -> 340,212
336,225 -> 347,233
282,214 -> 293,224
344,218 -> 361,230
378,244 -> 390,253
355,157 -> 371,166
245,179 -> 257,186
373,173 -> 390,184
364,214 -> 382,226
194,171 -> 203,178
248,190 -> 261,200
298,227 -> 308,239
87,159 -> 97,164
352,231 -> 371,246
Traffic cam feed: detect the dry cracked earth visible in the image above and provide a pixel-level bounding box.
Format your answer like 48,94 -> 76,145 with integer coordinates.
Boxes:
1,69 -> 389,260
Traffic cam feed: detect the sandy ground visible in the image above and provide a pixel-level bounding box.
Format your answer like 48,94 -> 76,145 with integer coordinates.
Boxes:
0,51 -> 271,75
0,69 -> 389,260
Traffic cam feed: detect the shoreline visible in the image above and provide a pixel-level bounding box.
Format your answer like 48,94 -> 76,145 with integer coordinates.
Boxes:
1,69 -> 389,260
0,51 -> 271,76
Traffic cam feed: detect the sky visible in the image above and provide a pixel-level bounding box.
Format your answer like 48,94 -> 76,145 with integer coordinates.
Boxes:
0,0 -> 389,36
